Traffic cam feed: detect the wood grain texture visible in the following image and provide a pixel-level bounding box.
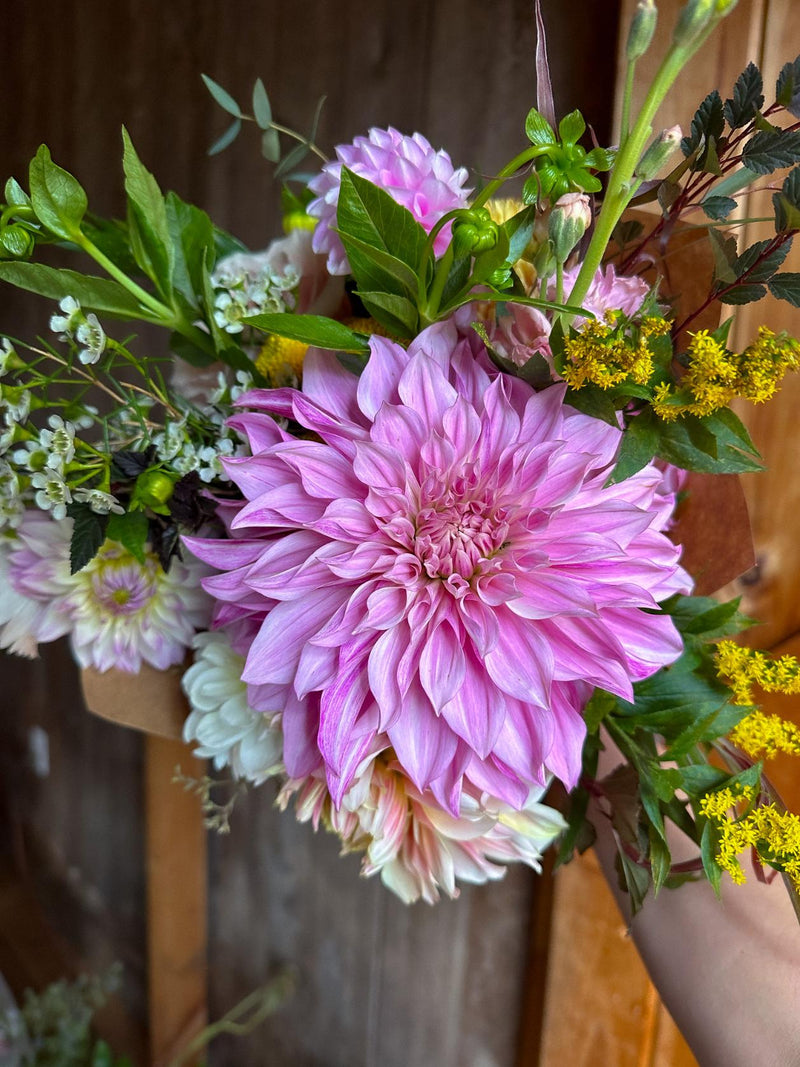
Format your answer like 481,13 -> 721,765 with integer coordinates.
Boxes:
0,3 -> 622,1065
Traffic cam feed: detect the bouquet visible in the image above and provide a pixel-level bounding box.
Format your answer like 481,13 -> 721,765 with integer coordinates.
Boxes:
2,0 -> 800,916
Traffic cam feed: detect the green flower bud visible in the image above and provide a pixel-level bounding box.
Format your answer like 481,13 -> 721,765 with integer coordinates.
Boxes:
135,470 -> 175,508
548,193 -> 592,264
673,0 -> 715,45
0,224 -> 35,260
626,0 -> 658,61
634,125 -> 683,181
452,208 -> 499,257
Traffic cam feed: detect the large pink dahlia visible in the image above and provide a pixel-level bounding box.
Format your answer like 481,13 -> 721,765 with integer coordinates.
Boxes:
187,322 -> 690,814
307,128 -> 470,275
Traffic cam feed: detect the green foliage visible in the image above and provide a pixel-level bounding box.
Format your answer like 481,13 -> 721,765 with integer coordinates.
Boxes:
724,62 -> 764,128
28,146 -> 87,241
66,502 -> 109,573
522,106 -> 612,201
776,55 -> 800,118
121,129 -> 173,298
243,312 -> 370,355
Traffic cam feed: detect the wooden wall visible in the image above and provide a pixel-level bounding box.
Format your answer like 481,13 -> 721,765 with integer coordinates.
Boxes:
0,3 -> 621,1065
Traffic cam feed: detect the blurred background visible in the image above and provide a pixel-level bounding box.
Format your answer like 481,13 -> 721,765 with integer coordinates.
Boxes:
1,2 -> 799,1065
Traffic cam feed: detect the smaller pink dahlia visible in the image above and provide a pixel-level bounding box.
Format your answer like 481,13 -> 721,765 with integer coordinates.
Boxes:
0,511 -> 211,672
562,263 -> 650,322
307,127 -> 471,274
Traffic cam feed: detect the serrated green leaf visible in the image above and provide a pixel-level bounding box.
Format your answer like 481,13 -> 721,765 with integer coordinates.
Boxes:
724,62 -> 764,128
702,195 -> 737,221
252,78 -> 272,130
337,168 -> 428,274
106,509 -> 149,564
122,128 -> 173,297
28,145 -> 87,240
0,261 -> 149,317
67,502 -> 109,573
776,56 -> 800,118
525,107 -> 556,148
664,592 -> 755,639
558,110 -> 586,145
769,272 -> 800,306
208,118 -> 242,157
682,91 -> 724,159
608,409 -> 659,483
734,238 -> 790,283
700,821 -> 723,895
719,282 -> 767,304
356,290 -> 418,337
656,412 -> 763,473
742,129 -> 800,175
244,311 -> 370,354
201,74 -> 243,118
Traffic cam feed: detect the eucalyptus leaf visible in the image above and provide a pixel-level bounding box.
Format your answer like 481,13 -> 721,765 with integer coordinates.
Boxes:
261,128 -> 281,163
252,78 -> 273,130
201,74 -> 243,118
208,118 -> 242,157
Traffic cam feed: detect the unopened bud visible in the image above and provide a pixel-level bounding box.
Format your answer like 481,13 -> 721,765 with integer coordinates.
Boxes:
626,0 -> 658,61
548,193 -> 592,263
673,0 -> 715,45
135,470 -> 175,508
635,125 -> 682,180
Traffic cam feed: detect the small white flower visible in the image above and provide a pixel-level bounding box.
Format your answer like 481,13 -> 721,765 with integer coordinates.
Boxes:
213,290 -> 249,334
72,487 -> 125,515
0,339 -> 16,377
1,388 -> 31,423
75,406 -> 98,430
12,441 -> 49,472
75,313 -> 106,364
230,370 -> 254,402
49,296 -> 82,339
39,414 -> 77,465
31,468 -> 72,521
182,630 -> 283,784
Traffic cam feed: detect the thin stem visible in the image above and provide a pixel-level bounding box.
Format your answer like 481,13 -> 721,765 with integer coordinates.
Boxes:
268,121 -> 328,163
75,235 -> 173,321
470,146 -> 544,210
620,60 -> 637,146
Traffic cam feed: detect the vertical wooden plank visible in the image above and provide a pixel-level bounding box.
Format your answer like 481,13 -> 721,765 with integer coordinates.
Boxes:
145,737 -> 208,1066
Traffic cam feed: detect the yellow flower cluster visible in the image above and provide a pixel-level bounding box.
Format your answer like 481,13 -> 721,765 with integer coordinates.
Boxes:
701,786 -> 800,886
653,327 -> 800,421
255,334 -> 309,384
730,710 -> 800,760
715,640 -> 800,705
561,316 -> 669,390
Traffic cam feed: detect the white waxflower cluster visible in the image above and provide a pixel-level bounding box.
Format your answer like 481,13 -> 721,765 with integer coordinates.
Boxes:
210,256 -> 300,335
50,297 -> 107,364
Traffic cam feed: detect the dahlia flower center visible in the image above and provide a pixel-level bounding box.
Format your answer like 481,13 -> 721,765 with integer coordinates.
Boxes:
85,546 -> 159,617
414,493 -> 509,581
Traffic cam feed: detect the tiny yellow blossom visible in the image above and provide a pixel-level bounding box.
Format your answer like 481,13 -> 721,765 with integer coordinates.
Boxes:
256,334 -> 309,384
652,327 -> 800,420
730,710 -> 800,760
716,640 -> 800,706
562,315 -> 665,390
701,786 -> 800,887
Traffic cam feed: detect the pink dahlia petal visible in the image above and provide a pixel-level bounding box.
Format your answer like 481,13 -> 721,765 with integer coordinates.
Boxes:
307,127 -> 471,275
199,324 -> 690,809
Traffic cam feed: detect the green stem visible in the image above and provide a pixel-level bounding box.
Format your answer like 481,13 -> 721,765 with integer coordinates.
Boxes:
620,60 -> 637,146
471,146 -> 544,209
422,244 -> 454,327
76,234 -> 172,321
565,21 -> 721,326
